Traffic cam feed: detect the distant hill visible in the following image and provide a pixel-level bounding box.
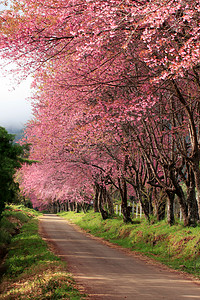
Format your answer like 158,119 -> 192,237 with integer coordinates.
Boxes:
6,126 -> 25,142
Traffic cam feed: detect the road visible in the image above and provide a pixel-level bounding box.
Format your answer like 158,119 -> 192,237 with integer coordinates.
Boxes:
39,214 -> 200,299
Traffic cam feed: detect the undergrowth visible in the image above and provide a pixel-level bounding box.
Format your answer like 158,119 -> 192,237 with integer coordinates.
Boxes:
59,211 -> 200,278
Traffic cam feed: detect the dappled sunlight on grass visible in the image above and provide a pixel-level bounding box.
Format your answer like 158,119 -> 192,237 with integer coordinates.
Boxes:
1,267 -> 84,300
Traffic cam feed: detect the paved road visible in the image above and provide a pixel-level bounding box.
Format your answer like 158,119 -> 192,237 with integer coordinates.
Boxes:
40,214 -> 200,299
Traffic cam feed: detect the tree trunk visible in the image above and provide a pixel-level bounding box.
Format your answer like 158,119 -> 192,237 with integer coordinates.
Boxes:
156,200 -> 166,221
136,189 -> 150,222
118,178 -> 132,223
166,191 -> 175,226
154,189 -> 166,221
81,202 -> 89,213
170,169 -> 189,226
186,170 -> 199,225
75,202 -> 80,213
53,201 -> 57,213
56,200 -> 61,213
175,186 -> 189,227
69,202 -> 75,211
102,187 -> 114,216
98,186 -> 108,220
192,162 -> 200,220
93,183 -> 100,213
63,202 -> 68,211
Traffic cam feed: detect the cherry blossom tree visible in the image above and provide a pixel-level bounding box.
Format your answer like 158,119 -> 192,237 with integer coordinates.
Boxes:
0,0 -> 199,225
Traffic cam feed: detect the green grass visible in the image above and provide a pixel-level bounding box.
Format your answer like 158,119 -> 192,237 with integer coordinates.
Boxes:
0,206 -> 87,299
0,205 -> 36,256
59,211 -> 200,278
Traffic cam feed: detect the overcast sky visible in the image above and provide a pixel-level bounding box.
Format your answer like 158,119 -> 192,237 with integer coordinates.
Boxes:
0,1 -> 33,129
0,74 -> 33,129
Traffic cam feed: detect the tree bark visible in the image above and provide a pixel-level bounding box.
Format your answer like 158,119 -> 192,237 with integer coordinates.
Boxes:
170,169 -> 189,226
192,161 -> 200,220
185,169 -> 199,226
118,177 -> 132,223
75,202 -> 80,213
93,183 -> 100,213
153,189 -> 166,221
136,188 -> 150,222
166,191 -> 175,226
102,187 -> 114,216
98,186 -> 108,220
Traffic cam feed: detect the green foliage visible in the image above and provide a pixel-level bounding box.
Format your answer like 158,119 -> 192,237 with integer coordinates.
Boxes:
3,210 -> 29,224
0,205 -> 41,253
7,204 -> 42,217
0,127 -> 26,217
0,207 -> 28,247
0,227 -> 11,245
5,220 -> 58,277
59,211 -> 200,278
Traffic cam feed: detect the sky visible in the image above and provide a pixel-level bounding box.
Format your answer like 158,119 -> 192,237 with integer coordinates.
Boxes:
0,1 -> 33,130
0,74 -> 33,129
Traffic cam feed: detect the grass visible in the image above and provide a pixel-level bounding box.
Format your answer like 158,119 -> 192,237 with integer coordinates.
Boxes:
58,210 -> 200,278
0,205 -> 39,261
0,206 -> 30,246
0,205 -> 87,300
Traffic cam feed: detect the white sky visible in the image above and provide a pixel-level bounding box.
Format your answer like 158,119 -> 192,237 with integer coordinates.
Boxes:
0,74 -> 33,129
0,1 -> 33,129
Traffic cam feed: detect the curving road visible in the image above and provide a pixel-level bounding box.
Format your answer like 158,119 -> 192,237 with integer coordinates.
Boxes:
40,214 -> 200,299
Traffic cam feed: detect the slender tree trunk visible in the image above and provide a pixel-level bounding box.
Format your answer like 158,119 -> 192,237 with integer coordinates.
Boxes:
69,202 -> 74,211
53,201 -> 57,213
98,186 -> 108,220
102,187 -> 114,216
64,202 -> 68,211
154,189 -> 166,221
156,200 -> 166,221
93,183 -> 100,212
57,200 -> 61,213
192,162 -> 200,219
187,186 -> 199,225
175,187 -> 189,227
184,167 -> 199,225
136,189 -> 150,222
118,178 -> 132,223
170,170 -> 189,226
75,202 -> 80,213
166,191 -> 175,226
177,195 -> 189,226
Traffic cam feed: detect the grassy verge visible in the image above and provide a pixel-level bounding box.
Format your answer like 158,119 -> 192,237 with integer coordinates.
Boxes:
0,206 -> 86,299
58,211 -> 200,278
0,205 -> 40,261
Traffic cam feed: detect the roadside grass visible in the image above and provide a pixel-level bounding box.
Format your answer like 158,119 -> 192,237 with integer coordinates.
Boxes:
0,205 -> 39,259
58,211 -> 200,278
0,206 -> 87,299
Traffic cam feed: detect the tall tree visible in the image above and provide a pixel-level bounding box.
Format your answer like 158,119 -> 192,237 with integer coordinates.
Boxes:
0,127 -> 25,216
0,0 -> 199,225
